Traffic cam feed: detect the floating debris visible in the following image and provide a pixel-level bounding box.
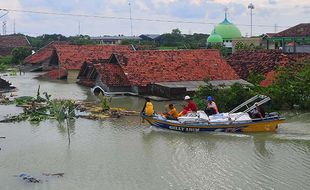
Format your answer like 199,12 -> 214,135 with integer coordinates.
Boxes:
0,86 -> 139,123
42,172 -> 64,177
17,173 -> 41,183
0,77 -> 16,93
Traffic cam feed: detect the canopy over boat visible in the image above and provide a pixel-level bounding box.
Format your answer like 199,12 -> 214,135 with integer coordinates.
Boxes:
141,95 -> 285,133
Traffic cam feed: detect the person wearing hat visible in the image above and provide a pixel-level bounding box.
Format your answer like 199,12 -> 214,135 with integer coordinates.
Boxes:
204,96 -> 218,115
179,95 -> 197,116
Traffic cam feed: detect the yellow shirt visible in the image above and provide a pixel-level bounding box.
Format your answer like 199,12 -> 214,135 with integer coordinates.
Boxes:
145,102 -> 154,116
168,107 -> 178,119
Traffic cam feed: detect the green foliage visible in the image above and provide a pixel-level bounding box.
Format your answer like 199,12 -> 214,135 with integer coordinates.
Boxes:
157,29 -> 208,49
194,60 -> 310,111
50,99 -> 76,122
247,72 -> 266,86
194,83 -> 254,112
14,96 -> 35,106
26,31 -> 209,50
0,63 -> 8,72
27,34 -> 67,50
67,35 -> 95,45
0,55 -> 12,65
210,43 -> 227,56
0,56 -> 13,71
235,41 -> 264,52
265,62 -> 310,110
98,93 -> 110,111
27,34 -> 95,50
11,47 -> 32,64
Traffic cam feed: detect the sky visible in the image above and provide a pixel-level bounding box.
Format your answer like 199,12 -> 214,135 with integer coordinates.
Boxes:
0,0 -> 309,37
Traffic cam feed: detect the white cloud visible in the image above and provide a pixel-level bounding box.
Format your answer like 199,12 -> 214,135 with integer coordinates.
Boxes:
0,0 -> 308,37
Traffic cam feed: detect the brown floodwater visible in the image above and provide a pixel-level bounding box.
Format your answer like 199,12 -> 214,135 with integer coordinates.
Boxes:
0,73 -> 310,190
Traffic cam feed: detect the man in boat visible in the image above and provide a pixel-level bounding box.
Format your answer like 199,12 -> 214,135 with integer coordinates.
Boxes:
204,96 -> 219,115
142,97 -> 154,116
162,104 -> 178,120
178,96 -> 197,116
249,102 -> 265,119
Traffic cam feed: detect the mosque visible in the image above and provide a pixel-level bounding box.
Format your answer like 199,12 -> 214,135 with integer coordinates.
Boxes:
207,11 -> 242,50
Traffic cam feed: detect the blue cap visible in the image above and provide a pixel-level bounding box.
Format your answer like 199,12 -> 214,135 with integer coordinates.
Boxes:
207,96 -> 212,101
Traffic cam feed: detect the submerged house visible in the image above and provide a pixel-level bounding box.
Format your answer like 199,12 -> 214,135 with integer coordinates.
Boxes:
226,50 -> 310,86
23,42 -> 132,80
0,34 -> 31,56
23,41 -> 68,72
78,49 -> 245,99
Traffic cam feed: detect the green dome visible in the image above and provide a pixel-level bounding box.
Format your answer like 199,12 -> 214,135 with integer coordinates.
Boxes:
213,17 -> 242,40
207,31 -> 223,43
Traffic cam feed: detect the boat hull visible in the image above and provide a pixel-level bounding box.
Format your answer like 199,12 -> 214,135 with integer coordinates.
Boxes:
142,115 -> 285,133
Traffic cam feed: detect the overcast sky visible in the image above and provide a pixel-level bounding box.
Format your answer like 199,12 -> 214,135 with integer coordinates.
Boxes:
0,0 -> 309,37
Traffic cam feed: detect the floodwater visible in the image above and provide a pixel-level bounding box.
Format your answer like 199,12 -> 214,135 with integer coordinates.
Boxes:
1,73 -> 310,190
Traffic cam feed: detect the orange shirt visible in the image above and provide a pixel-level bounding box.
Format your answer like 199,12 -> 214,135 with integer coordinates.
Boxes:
168,107 -> 178,119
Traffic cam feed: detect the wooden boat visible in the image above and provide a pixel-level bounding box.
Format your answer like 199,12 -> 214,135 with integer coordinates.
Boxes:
141,95 -> 285,133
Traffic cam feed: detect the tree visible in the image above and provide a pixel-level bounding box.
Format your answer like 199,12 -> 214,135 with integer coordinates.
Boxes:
172,28 -> 182,35
11,47 -> 32,64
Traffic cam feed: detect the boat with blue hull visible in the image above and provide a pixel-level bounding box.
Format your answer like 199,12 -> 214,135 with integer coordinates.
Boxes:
141,95 -> 286,133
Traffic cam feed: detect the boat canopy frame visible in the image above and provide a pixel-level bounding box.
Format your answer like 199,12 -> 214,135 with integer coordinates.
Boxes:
229,95 -> 271,114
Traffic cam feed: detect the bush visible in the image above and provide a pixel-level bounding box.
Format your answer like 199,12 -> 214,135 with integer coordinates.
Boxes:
194,82 -> 254,112
11,47 -> 32,64
0,55 -> 12,72
194,60 -> 310,112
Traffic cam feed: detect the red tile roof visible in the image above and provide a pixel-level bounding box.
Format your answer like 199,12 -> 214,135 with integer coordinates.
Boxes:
273,23 -> 310,37
24,42 -> 132,71
0,34 -> 30,56
226,50 -> 310,86
24,41 -> 68,64
54,44 -> 131,70
94,62 -> 131,86
227,50 -> 292,80
260,70 -> 276,87
108,49 -> 239,86
265,33 -> 276,38
42,68 -> 68,80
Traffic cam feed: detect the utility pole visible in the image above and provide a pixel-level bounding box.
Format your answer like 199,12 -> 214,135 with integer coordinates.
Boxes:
78,21 -> 81,36
274,24 -> 278,33
2,21 -> 7,35
128,1 -> 133,36
13,19 -> 16,34
248,3 -> 255,37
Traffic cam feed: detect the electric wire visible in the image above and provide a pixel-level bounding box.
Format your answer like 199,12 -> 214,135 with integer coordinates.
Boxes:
0,8 -> 290,29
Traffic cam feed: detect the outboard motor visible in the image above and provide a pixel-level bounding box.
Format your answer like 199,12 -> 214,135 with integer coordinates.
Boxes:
266,112 -> 280,118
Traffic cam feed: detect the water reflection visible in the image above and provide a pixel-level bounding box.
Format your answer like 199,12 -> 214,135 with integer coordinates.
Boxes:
253,134 -> 273,158
56,119 -> 76,136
